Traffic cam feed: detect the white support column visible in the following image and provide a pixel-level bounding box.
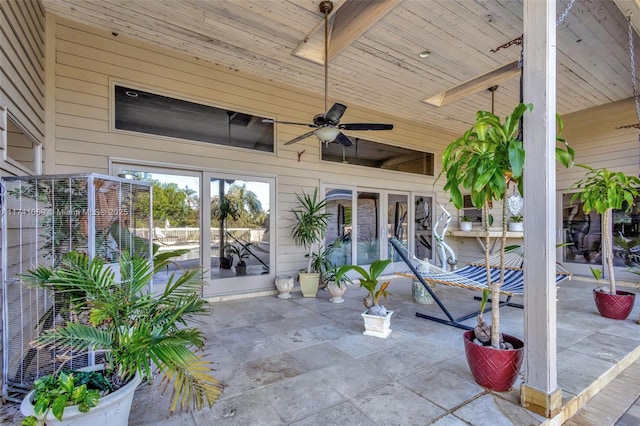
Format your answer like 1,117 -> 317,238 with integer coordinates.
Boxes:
521,0 -> 562,418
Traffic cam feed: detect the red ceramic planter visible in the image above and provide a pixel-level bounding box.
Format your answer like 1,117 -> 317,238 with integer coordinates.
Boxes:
463,330 -> 524,392
593,288 -> 635,320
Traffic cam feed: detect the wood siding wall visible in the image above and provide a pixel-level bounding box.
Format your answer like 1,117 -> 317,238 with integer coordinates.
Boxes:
0,0 -> 44,394
49,16 -> 455,284
0,0 -> 45,154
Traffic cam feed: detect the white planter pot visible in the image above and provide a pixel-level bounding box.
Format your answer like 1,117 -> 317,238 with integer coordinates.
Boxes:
361,310 -> 393,338
21,371 -> 141,426
460,222 -> 473,231
508,222 -> 523,232
326,281 -> 347,303
298,272 -> 320,297
275,276 -> 294,299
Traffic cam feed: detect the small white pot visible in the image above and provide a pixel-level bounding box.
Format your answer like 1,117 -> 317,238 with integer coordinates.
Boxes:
275,276 -> 294,299
460,222 -> 473,231
21,371 -> 141,426
326,281 -> 347,303
508,222 -> 523,232
361,310 -> 393,338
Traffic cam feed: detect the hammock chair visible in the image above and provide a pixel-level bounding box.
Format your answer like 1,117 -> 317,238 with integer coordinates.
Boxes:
388,237 -> 572,330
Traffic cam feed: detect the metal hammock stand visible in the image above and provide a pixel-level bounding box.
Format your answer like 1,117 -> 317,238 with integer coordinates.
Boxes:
389,237 -> 572,330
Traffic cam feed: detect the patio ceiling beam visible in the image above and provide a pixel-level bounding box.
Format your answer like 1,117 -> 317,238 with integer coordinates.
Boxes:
293,0 -> 401,65
422,61 -> 521,107
613,0 -> 640,36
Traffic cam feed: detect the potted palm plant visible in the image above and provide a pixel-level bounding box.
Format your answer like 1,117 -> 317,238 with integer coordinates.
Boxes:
569,165 -> 640,319
440,103 -> 574,391
334,259 -> 393,337
225,242 -> 252,275
20,249 -> 224,425
323,265 -> 354,303
291,189 -> 331,297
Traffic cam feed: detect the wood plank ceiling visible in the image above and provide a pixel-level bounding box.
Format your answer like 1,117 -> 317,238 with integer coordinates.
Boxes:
42,0 -> 640,134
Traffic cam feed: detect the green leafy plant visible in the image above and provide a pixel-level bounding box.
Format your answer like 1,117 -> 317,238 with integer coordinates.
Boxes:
22,248 -> 224,416
460,215 -> 472,222
589,266 -> 603,288
570,165 -> 640,295
225,242 -> 252,267
439,103 -> 574,348
291,189 -> 332,274
334,259 -> 392,314
324,265 -> 354,288
21,371 -> 105,425
510,215 -> 523,223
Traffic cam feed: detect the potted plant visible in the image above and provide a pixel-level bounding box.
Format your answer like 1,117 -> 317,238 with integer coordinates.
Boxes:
291,189 -> 331,297
508,215 -> 524,232
569,165 -> 640,319
212,193 -> 240,269
459,216 -> 473,231
225,242 -> 252,275
440,103 -> 574,391
334,259 -> 393,337
310,244 -> 334,289
323,265 -> 354,303
20,248 -> 224,425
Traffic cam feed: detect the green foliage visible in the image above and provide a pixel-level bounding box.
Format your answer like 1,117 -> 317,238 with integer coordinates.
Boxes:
291,189 -> 332,273
439,104 -> 574,210
22,248 -> 223,415
225,243 -> 252,266
323,265 -> 354,288
151,181 -> 199,227
211,183 -> 266,229
21,371 -> 102,425
570,165 -> 640,294
589,266 -> 602,287
309,245 -> 334,276
460,216 -> 472,222
569,165 -> 640,215
439,103 -> 574,348
334,259 -> 393,309
510,215 -> 523,222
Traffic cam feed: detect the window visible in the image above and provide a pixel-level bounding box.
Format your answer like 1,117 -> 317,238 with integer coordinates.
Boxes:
114,85 -> 274,152
321,138 -> 434,176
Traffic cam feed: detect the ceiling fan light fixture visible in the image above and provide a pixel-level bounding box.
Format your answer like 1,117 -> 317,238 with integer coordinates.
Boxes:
314,126 -> 341,143
418,50 -> 431,58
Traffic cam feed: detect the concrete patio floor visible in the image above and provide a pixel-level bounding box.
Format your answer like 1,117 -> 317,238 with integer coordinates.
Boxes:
4,275 -> 640,425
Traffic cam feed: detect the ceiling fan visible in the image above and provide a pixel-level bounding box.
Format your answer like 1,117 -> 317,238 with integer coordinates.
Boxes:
262,0 -> 393,147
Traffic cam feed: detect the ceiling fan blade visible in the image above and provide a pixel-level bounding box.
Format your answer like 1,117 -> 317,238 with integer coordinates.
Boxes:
284,131 -> 315,145
325,103 -> 347,124
335,132 -> 352,147
339,123 -> 394,131
262,118 -> 316,127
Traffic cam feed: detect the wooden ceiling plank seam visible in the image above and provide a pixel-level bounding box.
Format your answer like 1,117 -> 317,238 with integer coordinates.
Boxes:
110,0 -> 303,59
388,5 -> 513,78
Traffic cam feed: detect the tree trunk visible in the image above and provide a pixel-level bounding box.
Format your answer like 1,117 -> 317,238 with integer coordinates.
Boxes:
603,208 -> 616,295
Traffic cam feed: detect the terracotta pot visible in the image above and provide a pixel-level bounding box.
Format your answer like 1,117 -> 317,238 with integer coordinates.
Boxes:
463,330 -> 524,392
593,288 -> 636,320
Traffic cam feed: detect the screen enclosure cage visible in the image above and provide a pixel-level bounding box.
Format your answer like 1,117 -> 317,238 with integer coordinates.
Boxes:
1,173 -> 152,400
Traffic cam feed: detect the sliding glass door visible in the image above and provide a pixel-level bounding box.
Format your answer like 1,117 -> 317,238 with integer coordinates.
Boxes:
113,164 -> 275,296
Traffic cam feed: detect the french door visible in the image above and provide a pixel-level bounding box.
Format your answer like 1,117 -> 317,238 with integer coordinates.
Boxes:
322,184 -> 430,266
